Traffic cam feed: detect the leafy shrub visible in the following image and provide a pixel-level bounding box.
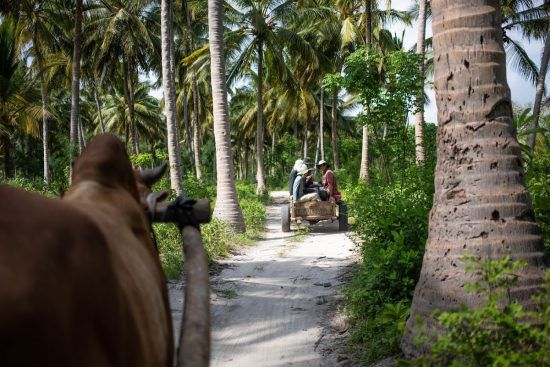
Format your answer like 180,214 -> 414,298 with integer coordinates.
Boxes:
343,167 -> 434,363
182,172 -> 216,199
2,177 -> 65,197
404,256 -> 550,367
526,148 -> 550,253
154,223 -> 183,279
240,198 -> 266,236
201,219 -> 234,260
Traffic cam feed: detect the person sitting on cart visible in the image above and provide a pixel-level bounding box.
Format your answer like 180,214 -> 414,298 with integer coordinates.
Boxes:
292,164 -> 310,202
316,160 -> 342,203
289,157 -> 312,196
304,168 -> 322,195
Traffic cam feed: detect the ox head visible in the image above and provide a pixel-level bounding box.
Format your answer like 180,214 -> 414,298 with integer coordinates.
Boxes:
71,133 -> 170,213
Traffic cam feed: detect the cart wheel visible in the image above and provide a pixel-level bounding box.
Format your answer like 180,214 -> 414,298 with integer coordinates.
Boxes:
338,203 -> 348,231
281,204 -> 291,232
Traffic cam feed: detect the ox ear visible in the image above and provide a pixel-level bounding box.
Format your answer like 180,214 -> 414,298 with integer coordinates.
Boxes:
138,162 -> 168,188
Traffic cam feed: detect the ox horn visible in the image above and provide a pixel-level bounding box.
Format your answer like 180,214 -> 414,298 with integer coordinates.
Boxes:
139,162 -> 168,188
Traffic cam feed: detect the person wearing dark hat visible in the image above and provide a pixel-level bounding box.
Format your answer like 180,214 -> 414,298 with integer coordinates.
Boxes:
317,160 -> 341,202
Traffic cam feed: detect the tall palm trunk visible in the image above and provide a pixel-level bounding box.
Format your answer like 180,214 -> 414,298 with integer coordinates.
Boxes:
527,31 -> 550,150
123,58 -> 139,155
39,71 -> 50,184
402,0 -> 547,356
192,81 -> 203,180
33,33 -> 50,185
94,86 -> 106,133
320,85 -> 324,161
161,0 -> 183,194
186,2 -> 203,180
255,41 -> 266,195
359,0 -> 372,181
208,0 -> 246,232
414,0 -> 427,164
70,0 -> 83,170
331,88 -> 340,170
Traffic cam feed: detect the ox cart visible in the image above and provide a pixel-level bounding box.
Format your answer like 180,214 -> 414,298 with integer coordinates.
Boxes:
281,199 -> 348,232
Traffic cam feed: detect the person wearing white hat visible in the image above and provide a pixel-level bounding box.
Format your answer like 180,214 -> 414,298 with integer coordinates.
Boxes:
316,160 -> 341,202
292,164 -> 310,202
289,159 -> 303,196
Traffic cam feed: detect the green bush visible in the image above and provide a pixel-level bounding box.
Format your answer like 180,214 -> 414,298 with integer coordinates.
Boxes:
240,198 -> 267,236
403,256 -> 550,367
526,149 -> 550,253
154,223 -> 183,279
343,167 -> 434,363
201,219 -> 234,260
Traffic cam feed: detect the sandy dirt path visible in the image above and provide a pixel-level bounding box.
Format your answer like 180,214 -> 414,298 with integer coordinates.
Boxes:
170,191 -> 356,366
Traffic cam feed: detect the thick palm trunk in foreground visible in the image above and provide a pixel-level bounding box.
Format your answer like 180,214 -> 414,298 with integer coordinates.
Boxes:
402,0 -> 547,356
208,0 -> 245,232
161,0 -> 183,194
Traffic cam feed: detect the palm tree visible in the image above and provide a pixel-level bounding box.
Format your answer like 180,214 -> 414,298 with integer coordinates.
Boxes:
161,0 -> 183,194
228,0 -> 315,195
70,0 -> 83,169
100,81 -> 164,143
402,0 -> 547,356
528,30 -> 550,150
208,0 -> 246,232
414,0 -> 427,164
17,0 -> 59,184
0,17 -> 41,178
359,0 -> 372,181
91,0 -> 159,154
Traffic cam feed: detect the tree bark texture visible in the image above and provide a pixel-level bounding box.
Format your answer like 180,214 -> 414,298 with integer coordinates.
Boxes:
331,89 -> 340,170
402,0 -> 547,356
70,0 -> 83,164
192,80 -> 203,180
33,34 -> 50,185
414,0 -> 427,164
161,0 -> 183,194
359,1 -> 371,180
320,85 -> 325,161
123,59 -> 139,155
255,41 -> 266,195
40,70 -> 50,184
208,0 -> 246,232
527,31 -> 550,150
359,125 -> 369,180
365,0 -> 371,46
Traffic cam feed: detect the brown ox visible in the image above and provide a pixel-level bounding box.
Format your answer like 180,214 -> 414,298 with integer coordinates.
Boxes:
0,134 -> 180,366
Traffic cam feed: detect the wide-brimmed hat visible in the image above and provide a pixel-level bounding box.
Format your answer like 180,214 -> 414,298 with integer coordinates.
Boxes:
316,159 -> 328,168
297,164 -> 309,175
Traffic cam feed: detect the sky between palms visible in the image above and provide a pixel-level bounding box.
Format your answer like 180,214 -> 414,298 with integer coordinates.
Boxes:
392,0 -> 544,124
149,0 -> 545,126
